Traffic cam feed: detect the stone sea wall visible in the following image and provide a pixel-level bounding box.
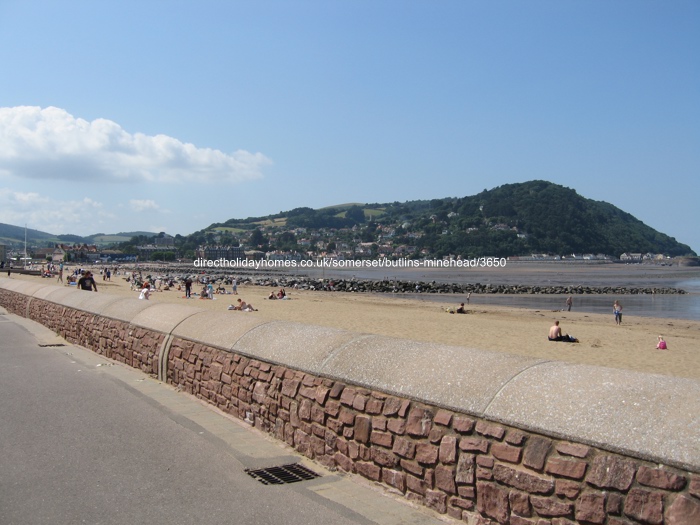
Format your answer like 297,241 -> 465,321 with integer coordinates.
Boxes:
1,278 -> 698,525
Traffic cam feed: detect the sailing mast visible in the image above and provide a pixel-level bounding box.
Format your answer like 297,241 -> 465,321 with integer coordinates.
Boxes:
24,224 -> 27,270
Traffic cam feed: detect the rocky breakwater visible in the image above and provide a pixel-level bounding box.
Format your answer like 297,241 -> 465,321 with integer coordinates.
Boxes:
115,265 -> 687,296
251,278 -> 687,296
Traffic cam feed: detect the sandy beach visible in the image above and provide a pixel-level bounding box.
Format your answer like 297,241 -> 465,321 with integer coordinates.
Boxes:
5,268 -> 700,380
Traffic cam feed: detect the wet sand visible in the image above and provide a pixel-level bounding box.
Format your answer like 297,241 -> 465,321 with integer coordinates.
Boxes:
5,268 -> 700,380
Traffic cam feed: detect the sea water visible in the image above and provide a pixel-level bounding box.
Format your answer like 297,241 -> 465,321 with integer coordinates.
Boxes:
396,290 -> 700,321
300,265 -> 700,321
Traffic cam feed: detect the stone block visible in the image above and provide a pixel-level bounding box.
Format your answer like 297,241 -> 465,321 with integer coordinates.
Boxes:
370,430 -> 392,448
476,420 -> 506,440
492,443 -> 522,464
477,481 -> 510,524
416,443 -> 439,465
387,417 -> 406,435
636,465 -> 686,491
453,415 -> 476,433
623,488 -> 663,525
545,457 -> 587,480
665,494 -> 700,525
459,436 -> 489,453
555,479 -> 580,499
575,492 -> 606,524
371,447 -> 398,468
493,464 -> 554,495
354,415 -> 371,444
425,489 -> 447,514
406,473 -> 429,495
434,409 -> 453,426
406,406 -> 433,437
382,469 -> 406,492
435,465 -> 457,494
523,436 -> 552,471
587,455 -> 636,491
439,435 -> 458,464
355,461 -> 381,481
530,496 -> 573,518
392,437 -> 416,459
509,490 -> 531,517
555,442 -> 590,458
455,453 -> 475,484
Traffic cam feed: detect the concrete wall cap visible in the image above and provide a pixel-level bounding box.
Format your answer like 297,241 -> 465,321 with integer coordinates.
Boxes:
172,311 -> 270,350
128,302 -> 203,334
43,287 -> 111,311
233,321 -> 360,369
1,279 -> 50,295
485,360 -> 700,471
52,289 -> 126,313
319,335 -> 547,414
32,286 -> 76,302
98,297 -> 156,323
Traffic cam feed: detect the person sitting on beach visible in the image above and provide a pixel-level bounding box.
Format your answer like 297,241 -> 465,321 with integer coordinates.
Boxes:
139,283 -> 151,300
456,303 -> 466,314
199,285 -> 210,299
268,291 -> 277,300
548,321 -> 578,343
656,335 -> 668,350
230,298 -> 257,312
277,288 -> 286,299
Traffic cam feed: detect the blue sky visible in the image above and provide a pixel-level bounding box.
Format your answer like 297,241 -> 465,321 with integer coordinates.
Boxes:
1,1 -> 698,254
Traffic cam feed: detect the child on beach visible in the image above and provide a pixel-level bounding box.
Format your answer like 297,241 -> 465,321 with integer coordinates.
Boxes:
656,336 -> 668,350
138,283 -> 151,300
613,300 -> 623,325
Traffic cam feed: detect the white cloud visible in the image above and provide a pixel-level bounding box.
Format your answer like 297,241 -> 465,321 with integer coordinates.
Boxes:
130,199 -> 161,212
0,106 -> 271,183
0,188 -> 114,234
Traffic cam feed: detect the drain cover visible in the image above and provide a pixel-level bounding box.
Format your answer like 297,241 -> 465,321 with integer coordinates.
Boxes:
245,463 -> 319,485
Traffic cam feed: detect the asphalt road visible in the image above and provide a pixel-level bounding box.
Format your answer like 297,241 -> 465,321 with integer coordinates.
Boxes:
0,311 -> 443,525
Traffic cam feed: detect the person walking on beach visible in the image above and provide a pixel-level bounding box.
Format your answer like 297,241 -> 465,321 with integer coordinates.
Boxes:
184,277 -> 192,298
232,278 -> 238,295
77,271 -> 98,292
566,295 -> 573,312
613,300 -> 623,325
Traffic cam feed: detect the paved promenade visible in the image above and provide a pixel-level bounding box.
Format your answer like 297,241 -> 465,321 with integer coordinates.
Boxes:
0,307 -> 446,525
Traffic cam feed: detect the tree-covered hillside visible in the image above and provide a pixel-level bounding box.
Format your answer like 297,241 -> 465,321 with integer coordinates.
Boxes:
200,180 -> 695,258
376,181 -> 694,257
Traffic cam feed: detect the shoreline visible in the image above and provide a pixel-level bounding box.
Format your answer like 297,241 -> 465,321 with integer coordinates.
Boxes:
4,268 -> 700,381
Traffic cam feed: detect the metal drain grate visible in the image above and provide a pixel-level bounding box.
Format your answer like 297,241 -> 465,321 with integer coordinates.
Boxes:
245,463 -> 319,485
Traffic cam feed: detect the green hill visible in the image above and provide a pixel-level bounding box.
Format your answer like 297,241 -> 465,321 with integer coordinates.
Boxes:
0,224 -> 158,248
200,181 -> 695,258
2,181 -> 694,258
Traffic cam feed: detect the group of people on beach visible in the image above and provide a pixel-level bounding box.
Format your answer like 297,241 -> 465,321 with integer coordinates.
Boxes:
267,288 -> 287,300
547,297 -> 669,349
